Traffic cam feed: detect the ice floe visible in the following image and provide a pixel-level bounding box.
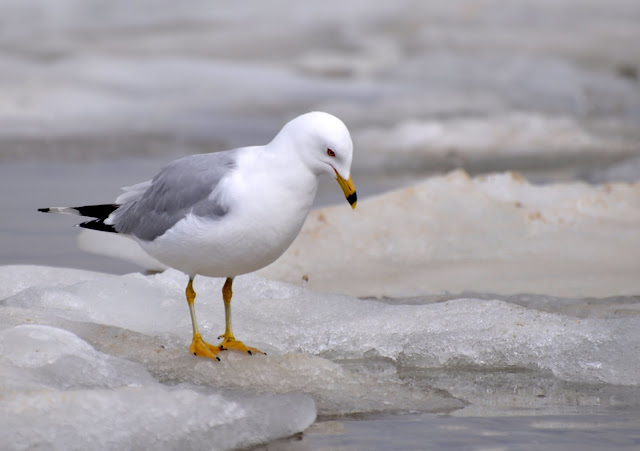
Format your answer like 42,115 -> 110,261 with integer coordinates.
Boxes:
262,171 -> 640,298
0,321 -> 316,451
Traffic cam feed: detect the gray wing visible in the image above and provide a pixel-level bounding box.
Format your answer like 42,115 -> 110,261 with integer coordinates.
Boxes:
109,150 -> 238,241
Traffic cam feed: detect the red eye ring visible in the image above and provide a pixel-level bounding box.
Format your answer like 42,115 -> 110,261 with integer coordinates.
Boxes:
327,148 -> 336,157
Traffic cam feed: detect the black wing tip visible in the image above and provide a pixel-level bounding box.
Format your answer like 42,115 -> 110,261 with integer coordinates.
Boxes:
38,208 -> 51,213
75,204 -> 120,219
77,219 -> 118,234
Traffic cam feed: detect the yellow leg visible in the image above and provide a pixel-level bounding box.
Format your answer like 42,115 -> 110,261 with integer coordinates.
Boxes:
186,277 -> 220,360
218,277 -> 265,355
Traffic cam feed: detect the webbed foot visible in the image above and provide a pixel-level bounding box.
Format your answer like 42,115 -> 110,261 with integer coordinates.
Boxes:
218,334 -> 265,356
189,334 -> 221,360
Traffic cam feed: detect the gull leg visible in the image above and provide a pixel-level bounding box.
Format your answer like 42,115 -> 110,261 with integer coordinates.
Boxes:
218,277 -> 264,355
186,277 -> 220,360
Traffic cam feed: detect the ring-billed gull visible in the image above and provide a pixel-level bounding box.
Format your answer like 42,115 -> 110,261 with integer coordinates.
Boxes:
39,111 -> 357,360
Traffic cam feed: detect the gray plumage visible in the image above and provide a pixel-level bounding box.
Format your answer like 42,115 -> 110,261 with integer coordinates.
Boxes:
109,151 -> 238,241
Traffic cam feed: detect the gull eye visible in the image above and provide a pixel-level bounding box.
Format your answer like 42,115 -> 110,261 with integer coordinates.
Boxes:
327,148 -> 336,157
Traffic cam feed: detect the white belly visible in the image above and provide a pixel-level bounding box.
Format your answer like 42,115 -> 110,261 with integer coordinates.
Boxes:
139,169 -> 317,278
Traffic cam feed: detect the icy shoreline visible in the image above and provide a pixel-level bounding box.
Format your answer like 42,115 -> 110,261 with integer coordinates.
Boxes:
0,266 -> 462,449
1,264 -> 638,448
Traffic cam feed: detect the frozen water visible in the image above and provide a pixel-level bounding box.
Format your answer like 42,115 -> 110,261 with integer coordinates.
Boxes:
1,264 -> 638,449
1,381 -> 315,451
0,266 -> 464,432
0,320 -> 317,450
0,324 -> 153,389
262,171 -> 640,298
0,265 -> 115,300
2,267 -> 638,390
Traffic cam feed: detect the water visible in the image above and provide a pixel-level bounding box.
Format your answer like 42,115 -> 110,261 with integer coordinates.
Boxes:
273,413 -> 640,451
1,1 -> 639,449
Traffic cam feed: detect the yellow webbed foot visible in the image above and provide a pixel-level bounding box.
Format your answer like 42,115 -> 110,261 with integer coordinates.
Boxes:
218,334 -> 265,356
189,334 -> 221,361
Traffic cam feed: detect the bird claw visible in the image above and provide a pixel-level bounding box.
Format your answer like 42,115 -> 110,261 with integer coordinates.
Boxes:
189,335 -> 221,361
218,335 -> 265,355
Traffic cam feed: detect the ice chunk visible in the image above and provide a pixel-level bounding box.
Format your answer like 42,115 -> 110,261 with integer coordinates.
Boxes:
0,265 -> 111,301
2,267 -> 637,389
0,267 -> 465,416
0,324 -> 154,389
0,321 -> 317,450
223,279 -> 639,387
0,384 -> 316,451
0,304 -> 463,417
3,271 -> 191,336
107,347 -> 462,416
261,171 -> 640,298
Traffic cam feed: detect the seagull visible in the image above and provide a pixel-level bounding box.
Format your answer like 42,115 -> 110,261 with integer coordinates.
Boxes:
39,112 -> 357,360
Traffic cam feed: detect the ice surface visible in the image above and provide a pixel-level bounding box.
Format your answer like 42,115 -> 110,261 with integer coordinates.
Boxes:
0,259 -> 638,447
261,171 -> 640,298
0,267 -> 463,416
0,324 -> 153,389
2,267 -> 637,390
0,265 -> 114,300
0,320 -> 316,450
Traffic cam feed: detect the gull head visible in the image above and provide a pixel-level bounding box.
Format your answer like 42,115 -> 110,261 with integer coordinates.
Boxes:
274,111 -> 357,208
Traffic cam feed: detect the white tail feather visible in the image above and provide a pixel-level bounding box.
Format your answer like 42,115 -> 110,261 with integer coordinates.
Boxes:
41,207 -> 81,216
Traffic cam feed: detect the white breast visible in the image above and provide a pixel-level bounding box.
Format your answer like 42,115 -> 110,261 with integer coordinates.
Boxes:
138,149 -> 318,278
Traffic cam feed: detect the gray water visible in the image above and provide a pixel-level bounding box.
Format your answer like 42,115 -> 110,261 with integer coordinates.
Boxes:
265,413 -> 640,451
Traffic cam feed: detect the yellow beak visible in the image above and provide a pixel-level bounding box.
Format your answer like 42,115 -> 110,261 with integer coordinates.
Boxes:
336,172 -> 357,209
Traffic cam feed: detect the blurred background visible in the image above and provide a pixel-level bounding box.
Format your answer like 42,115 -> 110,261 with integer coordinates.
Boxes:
1,0 -> 639,271
2,3 -> 640,448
